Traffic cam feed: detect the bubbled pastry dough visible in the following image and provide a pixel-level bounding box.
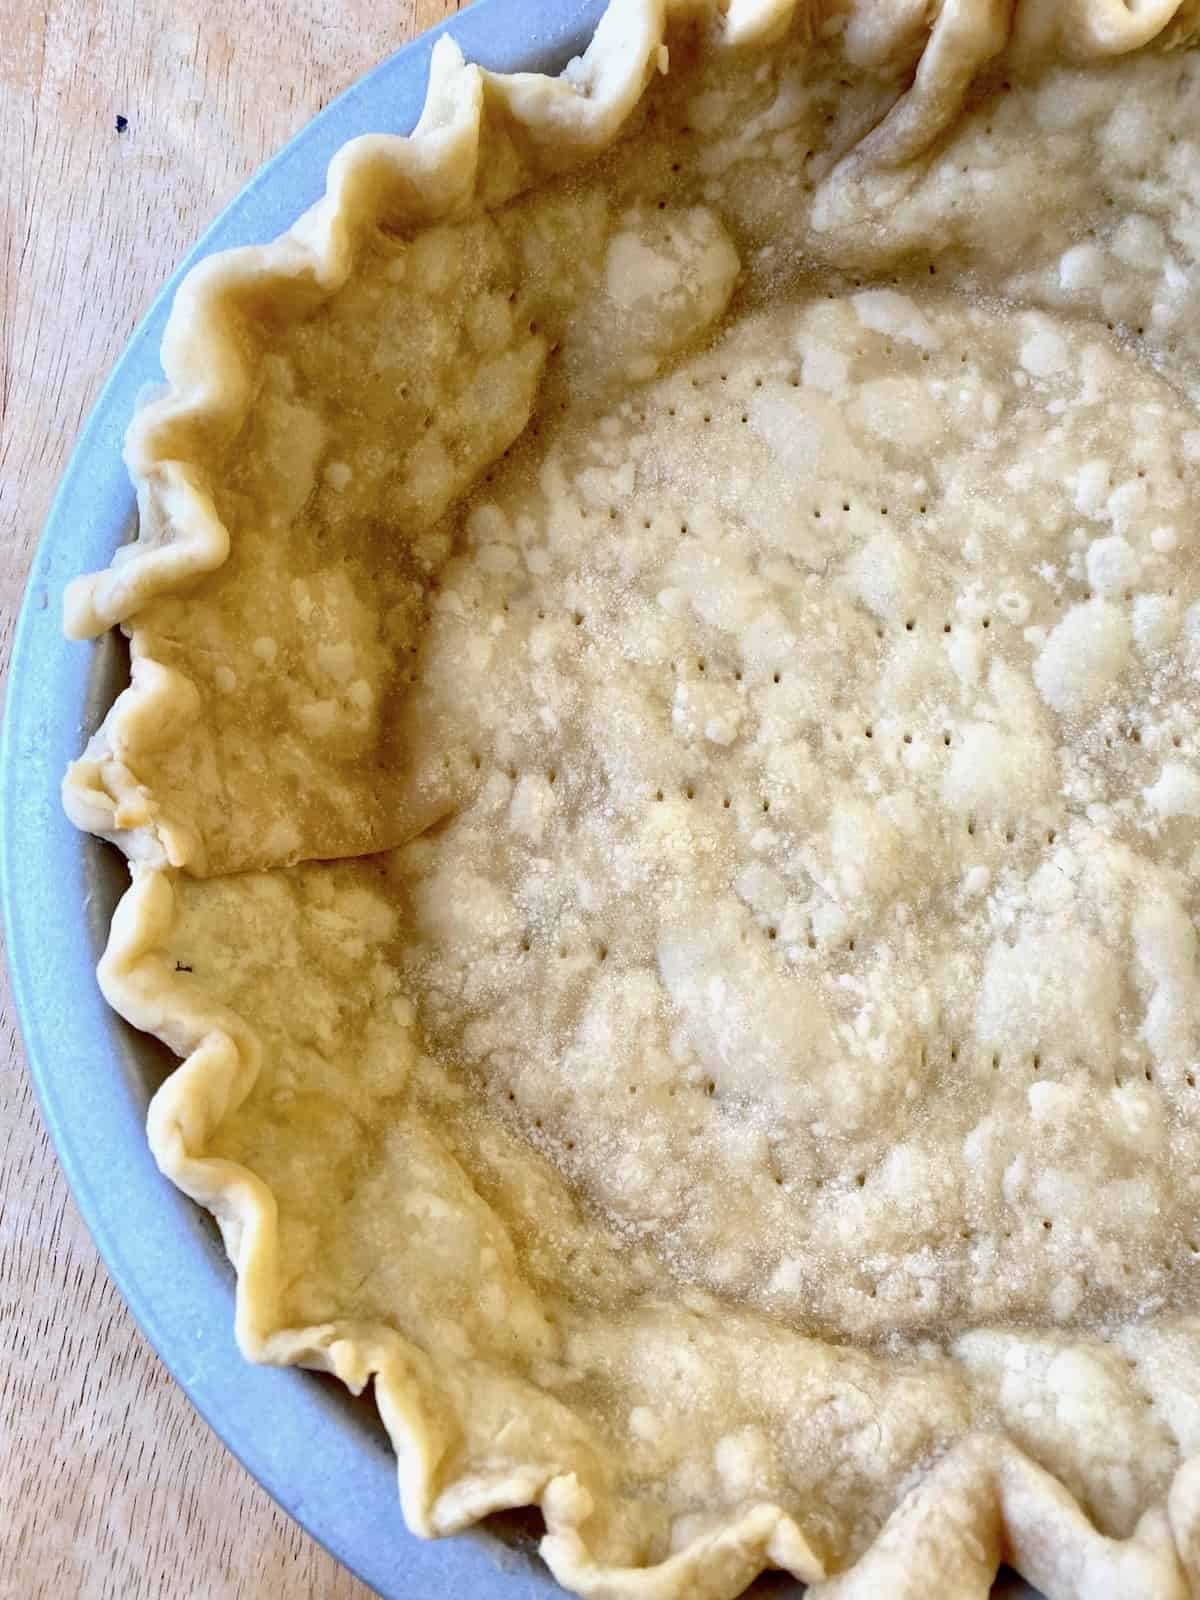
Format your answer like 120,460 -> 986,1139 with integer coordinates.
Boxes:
64,1 -> 1200,1597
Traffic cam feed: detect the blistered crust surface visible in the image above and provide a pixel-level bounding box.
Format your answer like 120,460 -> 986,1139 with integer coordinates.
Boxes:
65,0 -> 1200,1597
399,288 -> 1200,1338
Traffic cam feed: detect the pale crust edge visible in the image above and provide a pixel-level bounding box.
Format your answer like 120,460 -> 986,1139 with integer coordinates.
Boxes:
60,0 -> 1078,872
103,865 -> 1200,1598
67,0 -> 1200,1593
61,0 -> 1200,871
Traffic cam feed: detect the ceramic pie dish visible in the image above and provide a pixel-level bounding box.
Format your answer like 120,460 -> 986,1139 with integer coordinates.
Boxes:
12,0 -> 1200,1596
2,5 -> 608,1596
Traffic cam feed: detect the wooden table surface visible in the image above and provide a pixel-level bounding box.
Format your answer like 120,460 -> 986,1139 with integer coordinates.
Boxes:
0,3 -> 464,1594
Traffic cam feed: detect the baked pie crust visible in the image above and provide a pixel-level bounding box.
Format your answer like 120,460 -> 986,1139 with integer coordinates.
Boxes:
63,1 -> 1200,1594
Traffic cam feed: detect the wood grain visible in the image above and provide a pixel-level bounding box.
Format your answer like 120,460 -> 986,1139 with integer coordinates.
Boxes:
0,4 -> 463,1594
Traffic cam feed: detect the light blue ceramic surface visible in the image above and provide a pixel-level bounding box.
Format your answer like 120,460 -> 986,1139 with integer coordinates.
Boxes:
0,3 -> 1039,1594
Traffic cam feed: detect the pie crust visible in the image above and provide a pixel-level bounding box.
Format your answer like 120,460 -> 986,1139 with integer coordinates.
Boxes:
62,1 -> 1200,1596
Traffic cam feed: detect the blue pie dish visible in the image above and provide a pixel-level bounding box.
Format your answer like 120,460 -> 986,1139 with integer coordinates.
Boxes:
0,2 -> 1041,1594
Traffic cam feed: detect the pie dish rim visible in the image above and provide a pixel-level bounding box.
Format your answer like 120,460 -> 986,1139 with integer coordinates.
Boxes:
32,0 -> 1200,1592
1,2 -> 607,1594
